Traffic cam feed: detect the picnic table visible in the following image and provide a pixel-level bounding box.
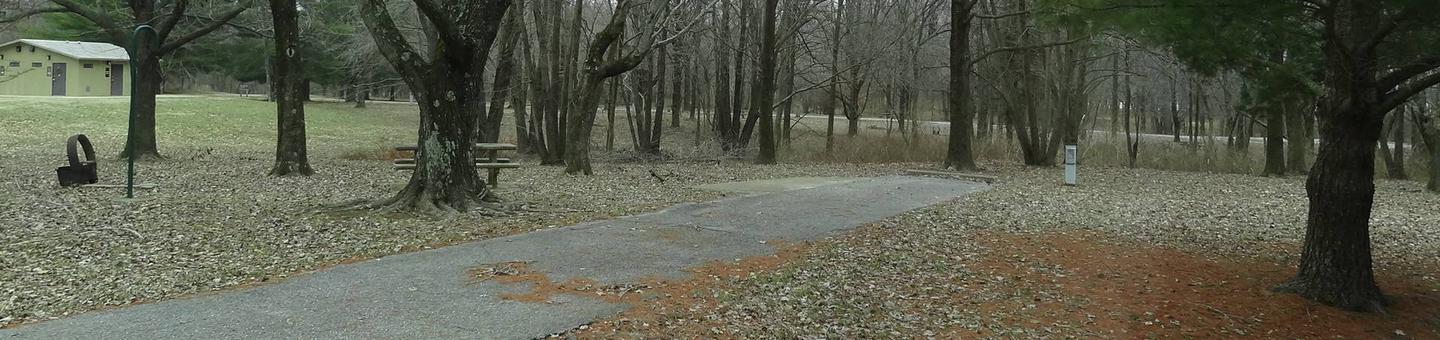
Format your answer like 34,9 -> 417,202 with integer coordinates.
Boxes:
393,143 -> 520,188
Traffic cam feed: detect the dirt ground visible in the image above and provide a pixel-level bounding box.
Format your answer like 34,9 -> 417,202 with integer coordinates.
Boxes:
566,230 -> 1438,339
560,166 -> 1440,339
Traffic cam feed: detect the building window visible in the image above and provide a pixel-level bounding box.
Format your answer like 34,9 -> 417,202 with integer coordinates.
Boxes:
29,46 -> 35,52
0,54 -> 5,60
8,61 -> 19,67
83,63 -> 93,68
14,46 -> 20,53
31,62 -> 42,67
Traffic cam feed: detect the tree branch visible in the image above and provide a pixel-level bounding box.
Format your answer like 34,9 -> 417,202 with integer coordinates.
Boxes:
970,36 -> 1089,67
358,0 -> 428,81
183,14 -> 270,38
413,0 -> 464,50
647,0 -> 721,52
1379,57 -> 1440,91
159,4 -> 250,54
974,10 -> 1029,20
1377,71 -> 1440,117
48,0 -> 125,43
155,0 -> 188,42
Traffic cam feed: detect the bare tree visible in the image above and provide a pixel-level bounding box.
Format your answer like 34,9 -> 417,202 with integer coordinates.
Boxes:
348,0 -> 509,214
754,0 -> 780,164
268,0 -> 311,176
562,0 -> 712,174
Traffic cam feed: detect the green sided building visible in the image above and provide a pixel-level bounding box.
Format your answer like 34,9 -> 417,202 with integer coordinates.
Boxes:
0,39 -> 131,96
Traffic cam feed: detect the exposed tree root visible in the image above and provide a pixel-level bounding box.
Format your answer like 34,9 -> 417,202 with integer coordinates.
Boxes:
321,182 -> 512,218
268,165 -> 314,177
1273,277 -> 1388,314
119,151 -> 165,162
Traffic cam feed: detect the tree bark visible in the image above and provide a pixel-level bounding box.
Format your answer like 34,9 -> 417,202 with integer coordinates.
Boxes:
482,2 -> 524,144
944,0 -> 978,170
1122,49 -> 1139,167
1264,105 -> 1287,176
268,0 -> 312,176
520,4 -> 546,156
714,0 -> 734,151
562,0 -> 667,174
845,73 -> 864,136
122,53 -> 163,160
648,41 -> 668,156
754,0 -> 779,164
540,0 -> 565,165
1287,101 -> 1312,174
1274,0 -> 1391,312
825,0 -> 843,153
1415,103 -> 1439,192
732,0 -> 751,147
671,46 -> 684,129
1378,107 -> 1408,179
355,0 -> 509,214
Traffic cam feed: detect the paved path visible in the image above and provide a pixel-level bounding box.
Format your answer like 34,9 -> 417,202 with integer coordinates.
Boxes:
1,176 -> 987,340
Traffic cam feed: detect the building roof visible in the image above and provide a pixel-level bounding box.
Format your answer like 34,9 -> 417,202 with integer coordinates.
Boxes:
0,39 -> 129,61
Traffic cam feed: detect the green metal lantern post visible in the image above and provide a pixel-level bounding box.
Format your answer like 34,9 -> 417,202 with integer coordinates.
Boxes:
125,25 -> 157,199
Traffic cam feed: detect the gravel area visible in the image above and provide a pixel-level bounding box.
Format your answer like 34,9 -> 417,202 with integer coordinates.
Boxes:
577,164 -> 1440,338
0,137 -> 907,327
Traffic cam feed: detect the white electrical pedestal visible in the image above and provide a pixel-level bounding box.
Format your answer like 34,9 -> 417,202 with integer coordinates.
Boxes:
1063,144 -> 1078,186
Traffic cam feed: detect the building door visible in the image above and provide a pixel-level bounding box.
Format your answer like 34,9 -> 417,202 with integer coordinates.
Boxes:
51,63 -> 67,96
111,64 -> 124,96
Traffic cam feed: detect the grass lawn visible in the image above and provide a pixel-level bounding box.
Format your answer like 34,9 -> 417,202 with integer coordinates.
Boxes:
0,95 -> 415,159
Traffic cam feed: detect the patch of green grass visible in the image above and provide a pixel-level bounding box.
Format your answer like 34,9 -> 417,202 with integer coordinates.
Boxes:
0,95 -> 417,158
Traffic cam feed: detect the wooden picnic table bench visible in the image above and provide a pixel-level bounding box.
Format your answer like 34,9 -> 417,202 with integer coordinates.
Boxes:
393,143 -> 520,188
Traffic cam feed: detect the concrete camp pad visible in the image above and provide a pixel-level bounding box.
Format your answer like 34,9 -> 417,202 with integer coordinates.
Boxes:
0,176 -> 987,340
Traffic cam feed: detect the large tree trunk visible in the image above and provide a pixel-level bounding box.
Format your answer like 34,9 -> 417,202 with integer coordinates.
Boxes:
381,84 -> 491,213
1274,0 -> 1388,312
671,48 -> 684,129
731,0 -> 751,147
356,0 -> 507,214
708,0 -> 731,149
268,0 -> 312,176
714,0 -> 734,151
122,54 -> 163,160
647,42 -> 668,156
845,75 -> 864,136
539,0 -> 565,165
482,3 -> 524,143
944,0 -> 978,171
561,0 -> 661,174
565,75 -> 606,174
1276,106 -> 1387,312
520,7 -> 545,156
1122,49 -> 1139,167
754,0 -> 778,164
825,0 -> 843,153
